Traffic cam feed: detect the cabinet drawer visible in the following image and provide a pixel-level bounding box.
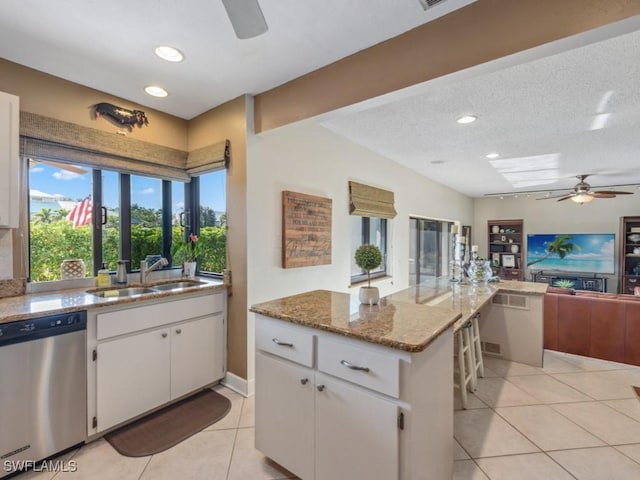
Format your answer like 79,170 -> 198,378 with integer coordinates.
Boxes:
97,294 -> 222,340
317,336 -> 400,398
255,315 -> 314,367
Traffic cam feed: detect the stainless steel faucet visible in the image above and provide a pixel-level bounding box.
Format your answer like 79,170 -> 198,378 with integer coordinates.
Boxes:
140,256 -> 168,284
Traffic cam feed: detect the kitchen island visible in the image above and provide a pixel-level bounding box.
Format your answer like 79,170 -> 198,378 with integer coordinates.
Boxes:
250,279 -> 546,480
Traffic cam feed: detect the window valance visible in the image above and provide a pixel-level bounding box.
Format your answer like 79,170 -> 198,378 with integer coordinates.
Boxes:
20,112 -> 190,181
349,181 -> 397,219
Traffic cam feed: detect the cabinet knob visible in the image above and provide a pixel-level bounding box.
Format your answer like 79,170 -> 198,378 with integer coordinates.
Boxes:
176,328 -> 182,334
300,378 -> 308,385
161,332 -> 168,338
316,384 -> 325,392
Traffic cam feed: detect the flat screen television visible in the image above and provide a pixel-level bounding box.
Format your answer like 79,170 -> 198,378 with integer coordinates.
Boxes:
526,233 -> 615,274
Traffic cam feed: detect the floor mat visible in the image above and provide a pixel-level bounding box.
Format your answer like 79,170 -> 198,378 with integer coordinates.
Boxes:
105,389 -> 231,457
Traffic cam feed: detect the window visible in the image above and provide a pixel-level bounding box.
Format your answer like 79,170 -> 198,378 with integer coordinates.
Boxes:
196,170 -> 226,274
27,159 -> 226,281
351,216 -> 388,283
409,218 -> 454,285
28,161 -> 93,281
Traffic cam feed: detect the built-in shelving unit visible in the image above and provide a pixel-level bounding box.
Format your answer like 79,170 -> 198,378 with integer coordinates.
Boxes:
620,216 -> 640,295
487,219 -> 524,281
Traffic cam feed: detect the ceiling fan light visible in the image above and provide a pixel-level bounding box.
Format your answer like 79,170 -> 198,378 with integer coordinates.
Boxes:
571,193 -> 594,204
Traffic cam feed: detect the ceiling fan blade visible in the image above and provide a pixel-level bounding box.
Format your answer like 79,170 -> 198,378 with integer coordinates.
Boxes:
31,159 -> 88,175
556,195 -> 576,202
592,190 -> 634,195
222,0 -> 268,39
591,192 -> 616,198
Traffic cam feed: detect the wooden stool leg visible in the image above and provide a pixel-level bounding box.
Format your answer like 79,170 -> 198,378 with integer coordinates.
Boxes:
471,313 -> 484,380
455,329 -> 468,409
463,324 -> 476,391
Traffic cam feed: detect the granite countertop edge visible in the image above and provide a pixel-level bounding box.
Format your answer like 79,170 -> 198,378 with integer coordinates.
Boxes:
0,279 -> 226,325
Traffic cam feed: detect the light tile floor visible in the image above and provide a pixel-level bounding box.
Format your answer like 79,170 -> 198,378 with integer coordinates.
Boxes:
11,350 -> 640,480
454,350 -> 640,480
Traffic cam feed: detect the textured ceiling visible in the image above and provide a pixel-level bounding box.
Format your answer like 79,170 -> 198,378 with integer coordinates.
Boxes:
321,24 -> 640,197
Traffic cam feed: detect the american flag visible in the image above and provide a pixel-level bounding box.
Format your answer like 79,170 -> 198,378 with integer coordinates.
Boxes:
67,195 -> 92,228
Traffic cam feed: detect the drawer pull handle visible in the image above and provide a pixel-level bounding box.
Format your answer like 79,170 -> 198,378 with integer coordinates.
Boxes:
316,384 -> 325,392
630,279 -> 637,283
272,338 -> 293,347
340,359 -> 370,372
300,378 -> 308,385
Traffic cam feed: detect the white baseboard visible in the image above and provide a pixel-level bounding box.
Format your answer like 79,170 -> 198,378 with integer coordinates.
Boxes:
222,372 -> 254,397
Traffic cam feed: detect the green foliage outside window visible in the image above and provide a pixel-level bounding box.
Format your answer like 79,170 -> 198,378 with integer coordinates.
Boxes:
29,215 -> 226,282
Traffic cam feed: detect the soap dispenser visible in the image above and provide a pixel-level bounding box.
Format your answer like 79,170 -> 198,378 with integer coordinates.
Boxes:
97,262 -> 110,287
116,260 -> 128,285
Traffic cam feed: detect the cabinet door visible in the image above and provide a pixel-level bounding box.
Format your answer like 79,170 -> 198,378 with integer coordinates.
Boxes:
97,328 -> 171,431
171,314 -> 224,399
315,373 -> 399,480
255,352 -> 314,480
0,92 -> 19,228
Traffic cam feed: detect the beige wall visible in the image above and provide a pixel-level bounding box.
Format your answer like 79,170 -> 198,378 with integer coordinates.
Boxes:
0,58 -> 188,149
188,96 -> 249,379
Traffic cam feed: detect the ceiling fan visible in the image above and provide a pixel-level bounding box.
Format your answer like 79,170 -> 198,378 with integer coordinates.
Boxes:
537,174 -> 634,204
221,0 -> 268,39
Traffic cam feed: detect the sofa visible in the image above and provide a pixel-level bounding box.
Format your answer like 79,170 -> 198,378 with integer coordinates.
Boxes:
544,287 -> 640,366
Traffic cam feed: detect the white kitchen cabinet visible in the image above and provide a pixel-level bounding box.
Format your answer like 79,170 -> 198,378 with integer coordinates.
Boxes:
255,352 -> 314,480
315,372 -> 399,480
255,314 -> 454,480
97,327 -> 171,431
0,91 -> 19,228
88,292 -> 226,435
171,313 -> 224,400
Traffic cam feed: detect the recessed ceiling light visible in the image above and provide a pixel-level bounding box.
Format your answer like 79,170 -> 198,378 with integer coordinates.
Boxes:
154,45 -> 184,63
145,85 -> 168,98
485,152 -> 500,159
456,115 -> 477,124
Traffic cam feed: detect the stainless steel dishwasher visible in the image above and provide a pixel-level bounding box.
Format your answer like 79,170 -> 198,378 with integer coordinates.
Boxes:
0,311 -> 87,478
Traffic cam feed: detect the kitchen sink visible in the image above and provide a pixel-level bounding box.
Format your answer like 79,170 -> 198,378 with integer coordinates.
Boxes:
150,281 -> 207,291
89,287 -> 157,298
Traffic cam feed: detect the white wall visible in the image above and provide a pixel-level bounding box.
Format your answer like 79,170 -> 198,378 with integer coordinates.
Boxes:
474,195 -> 640,292
245,120 -> 474,384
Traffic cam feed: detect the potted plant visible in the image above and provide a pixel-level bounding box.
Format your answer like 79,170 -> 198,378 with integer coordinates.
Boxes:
172,232 -> 203,278
354,244 -> 383,305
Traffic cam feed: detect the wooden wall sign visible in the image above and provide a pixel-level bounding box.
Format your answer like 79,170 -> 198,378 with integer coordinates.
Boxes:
282,191 -> 332,268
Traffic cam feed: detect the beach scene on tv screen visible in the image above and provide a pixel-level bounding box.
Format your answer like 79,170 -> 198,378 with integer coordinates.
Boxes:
526,233 -> 615,274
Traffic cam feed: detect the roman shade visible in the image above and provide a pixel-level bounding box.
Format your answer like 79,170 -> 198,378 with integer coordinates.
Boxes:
186,140 -> 230,175
20,112 -> 190,181
349,181 -> 397,219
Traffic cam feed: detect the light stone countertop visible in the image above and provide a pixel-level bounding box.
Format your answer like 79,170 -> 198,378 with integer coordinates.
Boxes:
0,277 -> 226,325
250,279 -> 547,353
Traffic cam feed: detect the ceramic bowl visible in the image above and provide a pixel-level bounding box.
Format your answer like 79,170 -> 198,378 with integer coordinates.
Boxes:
628,233 -> 640,243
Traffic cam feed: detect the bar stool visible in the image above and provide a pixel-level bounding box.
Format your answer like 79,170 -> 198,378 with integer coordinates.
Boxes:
454,320 -> 475,409
469,312 -> 484,388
